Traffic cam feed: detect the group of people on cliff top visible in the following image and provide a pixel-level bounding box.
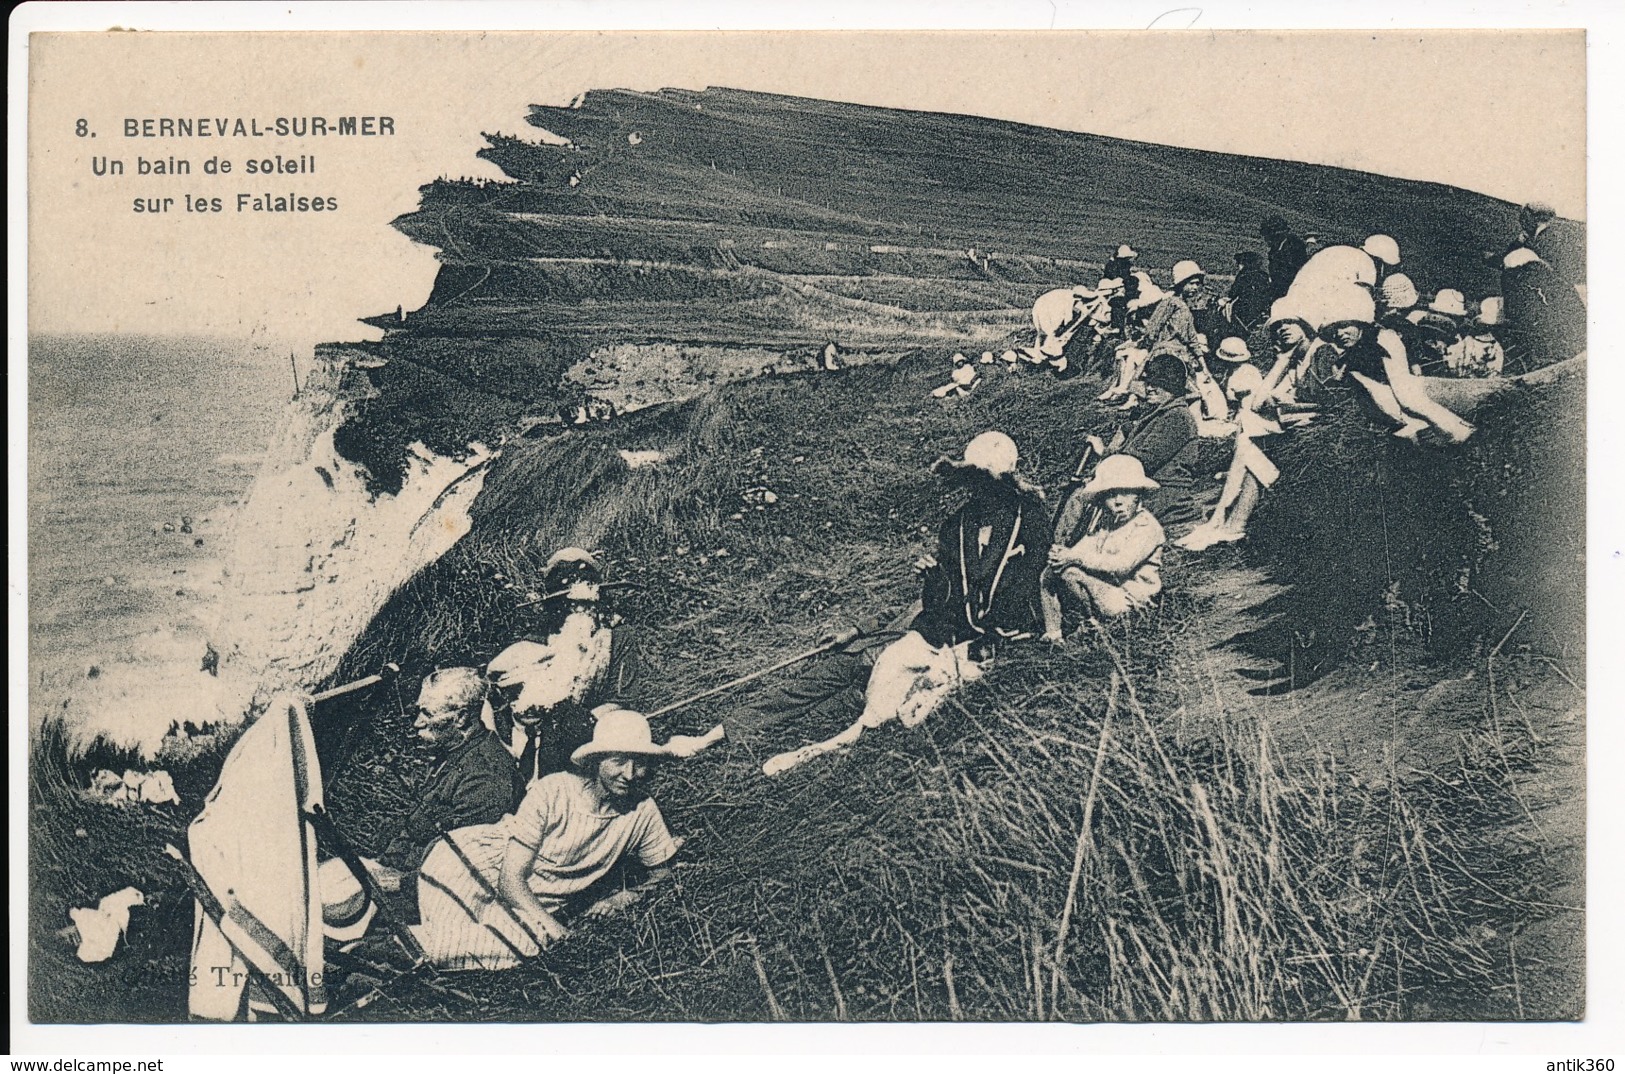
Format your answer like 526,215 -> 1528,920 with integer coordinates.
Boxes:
283,204 -> 1586,987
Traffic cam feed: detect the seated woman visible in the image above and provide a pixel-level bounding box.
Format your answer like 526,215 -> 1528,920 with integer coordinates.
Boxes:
1040,454 -> 1166,641
1259,298 -> 1340,413
1176,364 -> 1284,551
1314,286 -> 1475,444
411,707 -> 679,971
1455,297 -> 1507,378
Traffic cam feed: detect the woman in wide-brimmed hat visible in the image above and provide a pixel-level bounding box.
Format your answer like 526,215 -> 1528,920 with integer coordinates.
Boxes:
1040,454 -> 1167,640
411,706 -> 680,971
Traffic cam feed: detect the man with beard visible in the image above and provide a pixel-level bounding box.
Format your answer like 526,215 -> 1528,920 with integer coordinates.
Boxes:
486,548 -> 642,783
1040,454 -> 1166,639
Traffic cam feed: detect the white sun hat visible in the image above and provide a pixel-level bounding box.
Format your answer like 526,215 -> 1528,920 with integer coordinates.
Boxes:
571,706 -> 669,766
1079,454 -> 1160,499
1379,273 -> 1419,311
1214,337 -> 1253,363
318,858 -> 377,943
1171,260 -> 1206,288
934,430 -> 1019,480
1429,289 -> 1468,318
1361,234 -> 1401,266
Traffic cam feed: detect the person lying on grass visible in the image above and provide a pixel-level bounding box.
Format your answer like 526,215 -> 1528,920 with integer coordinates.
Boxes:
1040,453 -> 1166,641
368,668 -> 525,891
663,607 -> 916,761
760,431 -> 1051,777
411,706 -> 679,971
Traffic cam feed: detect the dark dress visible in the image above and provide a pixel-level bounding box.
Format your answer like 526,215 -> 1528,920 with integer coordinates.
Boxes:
1220,264 -> 1274,337
913,486 -> 1052,655
1267,233 -> 1309,298
1501,259 -> 1587,369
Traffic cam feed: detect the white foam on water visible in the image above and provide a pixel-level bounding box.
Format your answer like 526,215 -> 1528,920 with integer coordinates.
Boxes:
50,369 -> 492,759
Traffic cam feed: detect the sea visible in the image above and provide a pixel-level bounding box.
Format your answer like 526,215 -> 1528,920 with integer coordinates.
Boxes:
26,334 -> 295,753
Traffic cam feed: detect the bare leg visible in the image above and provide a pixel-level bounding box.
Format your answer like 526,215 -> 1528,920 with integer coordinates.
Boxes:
663,724 -> 726,758
1389,368 -> 1475,442
762,719 -> 867,777
1212,472 -> 1261,539
1348,372 -> 1421,437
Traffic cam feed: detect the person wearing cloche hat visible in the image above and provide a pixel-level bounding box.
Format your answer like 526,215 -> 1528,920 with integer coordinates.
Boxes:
1259,296 -> 1338,407
1455,296 -> 1506,378
411,704 -> 681,970
1040,454 -> 1167,640
1315,284 -> 1476,444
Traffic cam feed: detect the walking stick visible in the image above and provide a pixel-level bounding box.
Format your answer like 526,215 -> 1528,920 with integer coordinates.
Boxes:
163,844 -> 307,1022
1048,444 -> 1095,543
513,580 -> 646,610
311,664 -> 400,705
647,635 -> 852,719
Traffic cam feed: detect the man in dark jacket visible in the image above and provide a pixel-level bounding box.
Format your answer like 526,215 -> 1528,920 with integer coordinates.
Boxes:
1261,215 -> 1309,299
1215,251 -> 1274,339
1501,246 -> 1587,369
375,667 -> 525,878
